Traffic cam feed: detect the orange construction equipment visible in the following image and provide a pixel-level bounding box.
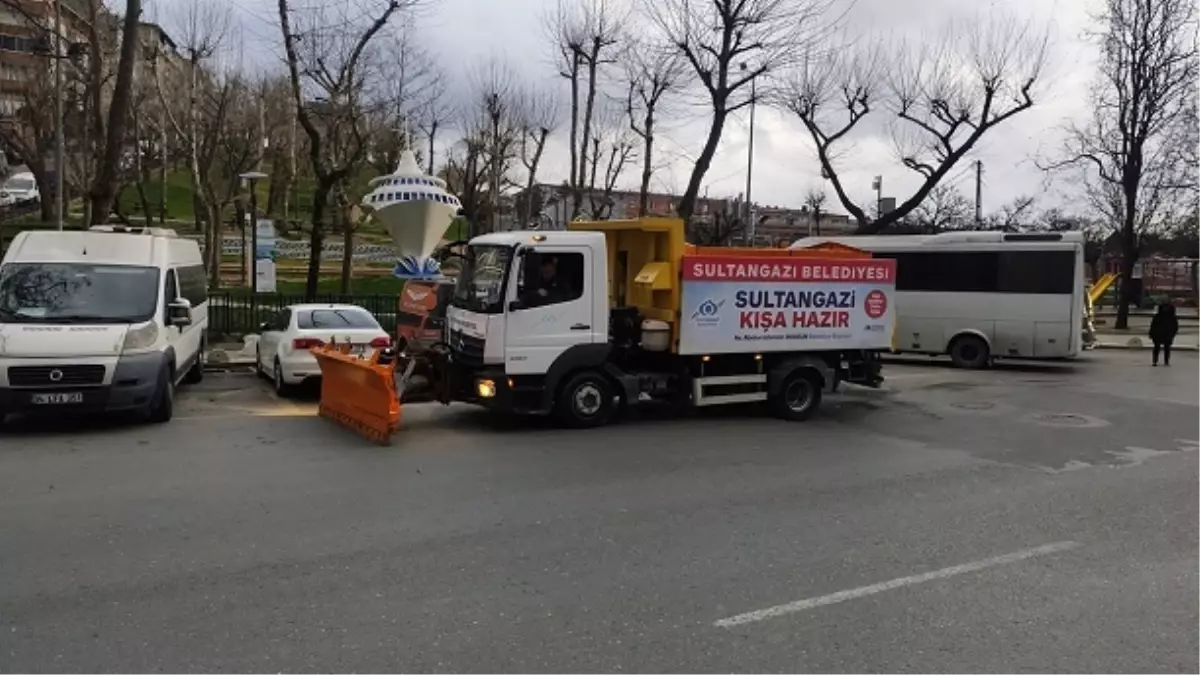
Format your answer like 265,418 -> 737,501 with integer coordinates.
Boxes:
310,339 -> 402,445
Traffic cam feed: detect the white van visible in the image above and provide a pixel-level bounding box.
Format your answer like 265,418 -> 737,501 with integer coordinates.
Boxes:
0,226 -> 208,424
0,172 -> 40,206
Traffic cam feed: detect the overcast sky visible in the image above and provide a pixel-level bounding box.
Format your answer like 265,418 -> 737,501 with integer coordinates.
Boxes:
152,0 -> 1100,218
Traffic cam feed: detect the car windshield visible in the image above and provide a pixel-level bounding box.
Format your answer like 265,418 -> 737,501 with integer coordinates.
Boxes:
0,263 -> 160,324
451,244 -> 512,314
297,308 -> 380,330
4,177 -> 34,191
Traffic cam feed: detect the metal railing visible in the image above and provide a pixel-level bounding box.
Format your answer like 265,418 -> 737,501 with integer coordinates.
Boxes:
206,291 -> 400,339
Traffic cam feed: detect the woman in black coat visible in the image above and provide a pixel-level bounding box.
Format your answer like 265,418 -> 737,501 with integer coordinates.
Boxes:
1149,303 -> 1179,366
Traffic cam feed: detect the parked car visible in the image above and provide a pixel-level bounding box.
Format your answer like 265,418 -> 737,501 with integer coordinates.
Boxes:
255,303 -> 391,396
0,172 -> 40,206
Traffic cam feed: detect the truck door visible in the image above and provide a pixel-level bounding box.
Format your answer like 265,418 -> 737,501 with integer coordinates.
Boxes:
505,246 -> 595,375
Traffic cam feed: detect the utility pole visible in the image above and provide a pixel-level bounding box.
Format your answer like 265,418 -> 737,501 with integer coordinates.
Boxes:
974,160 -> 983,227
742,64 -> 757,246
53,0 -> 63,230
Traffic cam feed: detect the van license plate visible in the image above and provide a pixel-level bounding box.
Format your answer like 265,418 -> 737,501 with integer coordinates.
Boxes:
31,392 -> 83,405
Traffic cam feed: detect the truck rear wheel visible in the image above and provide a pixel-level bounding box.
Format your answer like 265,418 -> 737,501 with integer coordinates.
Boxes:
555,371 -> 616,429
770,370 -> 823,422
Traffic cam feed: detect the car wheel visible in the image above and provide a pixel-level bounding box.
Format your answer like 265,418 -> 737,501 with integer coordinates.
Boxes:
949,334 -> 990,369
555,371 -> 616,429
769,370 -> 823,422
147,366 -> 175,424
273,358 -> 292,398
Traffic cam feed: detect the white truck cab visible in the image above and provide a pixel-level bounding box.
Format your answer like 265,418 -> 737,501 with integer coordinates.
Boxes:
446,230 -> 608,375
0,226 -> 208,424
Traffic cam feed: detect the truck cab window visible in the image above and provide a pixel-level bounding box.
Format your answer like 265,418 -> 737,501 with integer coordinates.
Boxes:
521,252 -> 584,307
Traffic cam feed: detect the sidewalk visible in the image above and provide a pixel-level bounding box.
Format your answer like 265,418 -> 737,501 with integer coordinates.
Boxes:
1093,333 -> 1200,351
205,336 -> 259,369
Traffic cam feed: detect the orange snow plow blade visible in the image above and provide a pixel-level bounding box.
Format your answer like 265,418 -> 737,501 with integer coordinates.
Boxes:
311,341 -> 401,445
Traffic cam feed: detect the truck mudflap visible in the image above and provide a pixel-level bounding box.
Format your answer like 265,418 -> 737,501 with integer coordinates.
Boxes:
842,350 -> 885,388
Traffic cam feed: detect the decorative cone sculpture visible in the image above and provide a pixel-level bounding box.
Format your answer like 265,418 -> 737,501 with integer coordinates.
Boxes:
361,150 -> 461,279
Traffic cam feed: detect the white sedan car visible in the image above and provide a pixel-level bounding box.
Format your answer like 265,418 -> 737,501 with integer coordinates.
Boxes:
255,303 -> 392,395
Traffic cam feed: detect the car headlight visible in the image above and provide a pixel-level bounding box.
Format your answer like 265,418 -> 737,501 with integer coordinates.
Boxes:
122,322 -> 159,352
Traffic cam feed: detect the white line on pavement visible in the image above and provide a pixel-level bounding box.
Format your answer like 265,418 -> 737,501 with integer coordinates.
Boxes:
714,540 -> 1081,628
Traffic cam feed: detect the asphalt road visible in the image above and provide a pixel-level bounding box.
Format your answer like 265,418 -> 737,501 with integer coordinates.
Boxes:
1,350 -> 1196,673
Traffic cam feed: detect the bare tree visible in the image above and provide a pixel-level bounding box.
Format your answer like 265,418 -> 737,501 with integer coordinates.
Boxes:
1042,0 -> 1197,328
154,0 -> 235,276
466,60 -> 523,232
689,204 -> 745,245
545,0 -> 623,219
803,187 -> 827,236
583,104 -> 636,219
651,0 -> 834,220
416,74 -> 453,175
625,40 -> 684,216
787,12 -> 1048,233
517,86 -> 562,226
983,195 -> 1038,231
277,0 -> 405,299
908,183 -> 973,232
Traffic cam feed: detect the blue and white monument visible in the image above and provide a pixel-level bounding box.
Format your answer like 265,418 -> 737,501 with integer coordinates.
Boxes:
361,149 -> 461,279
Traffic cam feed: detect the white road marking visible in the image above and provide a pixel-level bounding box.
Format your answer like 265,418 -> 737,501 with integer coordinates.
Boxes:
714,540 -> 1081,628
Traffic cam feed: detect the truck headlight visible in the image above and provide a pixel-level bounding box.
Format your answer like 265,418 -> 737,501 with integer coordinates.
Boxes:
476,379 -> 496,398
122,322 -> 159,352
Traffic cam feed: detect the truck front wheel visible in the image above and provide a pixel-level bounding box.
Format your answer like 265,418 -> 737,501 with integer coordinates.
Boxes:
555,371 -> 616,428
770,370 -> 823,422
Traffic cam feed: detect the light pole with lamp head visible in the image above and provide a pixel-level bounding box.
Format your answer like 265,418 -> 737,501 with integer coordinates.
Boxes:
239,171 -> 268,327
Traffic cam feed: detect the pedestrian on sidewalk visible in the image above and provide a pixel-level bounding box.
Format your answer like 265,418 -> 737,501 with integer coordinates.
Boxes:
1149,302 -> 1179,366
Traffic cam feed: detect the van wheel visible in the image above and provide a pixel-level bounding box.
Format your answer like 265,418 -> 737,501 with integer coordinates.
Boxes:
147,367 -> 175,424
770,370 -> 823,422
950,335 -> 990,369
183,342 -> 205,384
555,371 -> 616,428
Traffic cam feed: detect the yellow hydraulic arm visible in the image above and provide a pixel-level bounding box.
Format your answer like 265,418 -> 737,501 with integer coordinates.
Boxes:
1089,273 -> 1117,304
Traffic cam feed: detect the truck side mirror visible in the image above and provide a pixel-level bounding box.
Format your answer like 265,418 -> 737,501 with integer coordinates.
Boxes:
508,299 -> 526,312
521,251 -> 542,295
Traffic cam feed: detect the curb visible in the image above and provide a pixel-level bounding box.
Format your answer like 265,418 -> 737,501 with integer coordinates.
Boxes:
1093,342 -> 1200,352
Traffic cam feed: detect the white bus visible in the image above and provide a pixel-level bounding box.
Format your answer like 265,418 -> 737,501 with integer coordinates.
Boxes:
790,232 -> 1086,368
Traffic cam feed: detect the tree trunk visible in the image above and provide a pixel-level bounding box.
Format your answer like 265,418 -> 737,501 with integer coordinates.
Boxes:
677,107 -> 727,221
86,0 -> 144,226
638,113 -> 654,217
29,160 -> 54,223
426,120 -> 438,175
567,53 -> 581,218
576,54 -> 599,220
1116,222 -> 1137,330
207,202 -> 222,288
304,184 -> 329,301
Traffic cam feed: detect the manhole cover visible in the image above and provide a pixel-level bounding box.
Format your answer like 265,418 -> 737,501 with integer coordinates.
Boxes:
951,401 -> 995,410
1029,412 -> 1110,428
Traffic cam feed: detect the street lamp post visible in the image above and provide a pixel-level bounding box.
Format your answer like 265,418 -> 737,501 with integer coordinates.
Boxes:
239,172 -> 268,325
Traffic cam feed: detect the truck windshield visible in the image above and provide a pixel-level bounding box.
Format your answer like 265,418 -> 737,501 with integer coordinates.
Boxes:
0,263 -> 161,324
451,244 -> 512,314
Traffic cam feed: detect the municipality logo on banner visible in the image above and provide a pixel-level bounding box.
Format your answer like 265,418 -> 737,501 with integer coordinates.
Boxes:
691,298 -> 725,328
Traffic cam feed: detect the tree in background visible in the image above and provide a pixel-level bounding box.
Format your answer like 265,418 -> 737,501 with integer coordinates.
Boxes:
652,0 -> 834,221
1045,0 -> 1198,328
277,0 -> 404,300
624,39 -> 684,217
546,0 -> 623,219
787,11 -> 1047,234
517,86 -> 562,226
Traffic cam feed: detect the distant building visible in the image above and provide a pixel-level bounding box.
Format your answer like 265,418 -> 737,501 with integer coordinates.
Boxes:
514,183 -> 856,246
0,0 -> 93,120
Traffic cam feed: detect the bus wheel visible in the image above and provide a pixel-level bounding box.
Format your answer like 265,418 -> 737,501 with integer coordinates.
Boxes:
950,335 -> 990,369
555,371 -> 616,428
770,369 -> 823,422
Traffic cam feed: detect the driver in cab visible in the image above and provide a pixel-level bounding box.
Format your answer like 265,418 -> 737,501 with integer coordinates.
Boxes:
524,256 -> 571,307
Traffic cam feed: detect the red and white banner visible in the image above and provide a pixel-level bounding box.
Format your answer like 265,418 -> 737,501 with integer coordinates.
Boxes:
679,255 -> 897,355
